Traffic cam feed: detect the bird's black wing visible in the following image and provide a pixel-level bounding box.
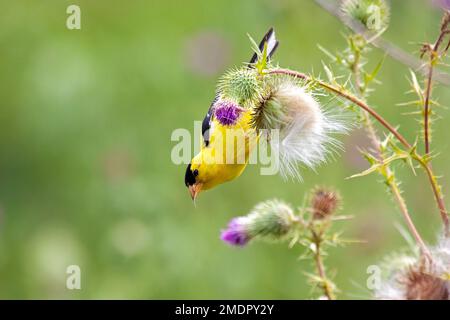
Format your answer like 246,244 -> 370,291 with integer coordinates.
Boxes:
201,95 -> 218,147
201,28 -> 279,147
249,27 -> 279,65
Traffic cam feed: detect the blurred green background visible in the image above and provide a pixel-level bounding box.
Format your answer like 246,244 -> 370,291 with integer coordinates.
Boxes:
0,0 -> 448,299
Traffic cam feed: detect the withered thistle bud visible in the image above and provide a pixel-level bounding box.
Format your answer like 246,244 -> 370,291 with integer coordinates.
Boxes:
376,238 -> 450,300
403,268 -> 449,300
312,188 -> 340,220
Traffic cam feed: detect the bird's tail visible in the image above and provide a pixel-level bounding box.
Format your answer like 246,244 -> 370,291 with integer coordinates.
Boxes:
249,27 -> 279,64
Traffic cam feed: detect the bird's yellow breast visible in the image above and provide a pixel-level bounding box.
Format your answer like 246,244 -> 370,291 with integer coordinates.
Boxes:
191,110 -> 258,190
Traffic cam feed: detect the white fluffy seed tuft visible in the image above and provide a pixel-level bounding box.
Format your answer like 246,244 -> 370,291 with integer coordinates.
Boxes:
375,236 -> 450,300
266,82 -> 349,180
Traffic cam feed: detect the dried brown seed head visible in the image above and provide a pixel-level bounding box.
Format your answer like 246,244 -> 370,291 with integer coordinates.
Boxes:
403,268 -> 449,300
312,188 -> 340,220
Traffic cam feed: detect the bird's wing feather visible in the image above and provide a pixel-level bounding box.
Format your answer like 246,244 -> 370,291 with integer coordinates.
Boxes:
201,95 -> 218,147
249,27 -> 279,64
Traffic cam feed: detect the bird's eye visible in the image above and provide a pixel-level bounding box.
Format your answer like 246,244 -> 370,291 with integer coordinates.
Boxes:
193,169 -> 199,176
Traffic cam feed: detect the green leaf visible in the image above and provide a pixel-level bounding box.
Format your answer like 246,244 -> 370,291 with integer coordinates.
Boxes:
347,153 -> 408,179
318,45 -> 338,63
322,62 -> 334,83
396,100 -> 423,107
247,33 -> 261,56
409,69 -> 424,102
347,163 -> 383,179
364,54 -> 386,84
405,156 -> 417,176
256,41 -> 268,74
247,35 -> 268,75
361,150 -> 379,165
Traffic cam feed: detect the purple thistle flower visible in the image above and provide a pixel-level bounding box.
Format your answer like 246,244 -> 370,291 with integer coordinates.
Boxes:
214,101 -> 243,126
220,218 -> 251,246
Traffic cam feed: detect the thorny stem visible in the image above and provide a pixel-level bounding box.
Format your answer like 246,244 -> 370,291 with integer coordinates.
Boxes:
362,114 -> 381,156
423,64 -> 434,155
390,176 -> 432,258
362,107 -> 431,256
415,156 -> 450,237
349,49 -> 431,258
422,11 -> 450,155
416,13 -> 450,235
267,68 -> 450,236
351,49 -> 364,94
419,12 -> 450,235
311,231 -> 336,300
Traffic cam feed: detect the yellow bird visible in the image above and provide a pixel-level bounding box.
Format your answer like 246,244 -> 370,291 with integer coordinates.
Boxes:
186,109 -> 255,198
185,28 -> 279,200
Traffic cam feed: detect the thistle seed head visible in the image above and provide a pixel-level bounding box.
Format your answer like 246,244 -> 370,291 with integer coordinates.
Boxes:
250,85 -> 288,132
402,268 -> 449,300
430,235 -> 450,280
251,76 -> 349,180
376,236 -> 450,300
341,0 -> 390,32
311,188 -> 341,220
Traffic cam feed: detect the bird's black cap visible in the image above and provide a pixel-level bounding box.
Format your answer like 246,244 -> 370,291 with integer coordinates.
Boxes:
185,163 -> 196,187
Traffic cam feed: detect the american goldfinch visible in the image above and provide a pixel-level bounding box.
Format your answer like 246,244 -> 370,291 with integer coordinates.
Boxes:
185,28 -> 348,200
185,28 -> 279,200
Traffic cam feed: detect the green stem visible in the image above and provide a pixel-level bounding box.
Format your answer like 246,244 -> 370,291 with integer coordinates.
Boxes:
389,174 -> 432,258
413,155 -> 450,237
422,16 -> 449,155
423,62 -> 433,155
311,231 -> 336,300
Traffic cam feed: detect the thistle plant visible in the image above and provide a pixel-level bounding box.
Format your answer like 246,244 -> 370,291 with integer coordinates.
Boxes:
221,187 -> 346,300
218,1 -> 450,299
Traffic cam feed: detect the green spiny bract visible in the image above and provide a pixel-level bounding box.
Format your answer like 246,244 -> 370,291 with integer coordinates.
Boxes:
246,199 -> 297,241
217,68 -> 262,106
341,0 -> 390,32
250,75 -> 301,132
250,89 -> 287,132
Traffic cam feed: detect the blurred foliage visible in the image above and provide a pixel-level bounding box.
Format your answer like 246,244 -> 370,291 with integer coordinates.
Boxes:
0,0 -> 449,299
